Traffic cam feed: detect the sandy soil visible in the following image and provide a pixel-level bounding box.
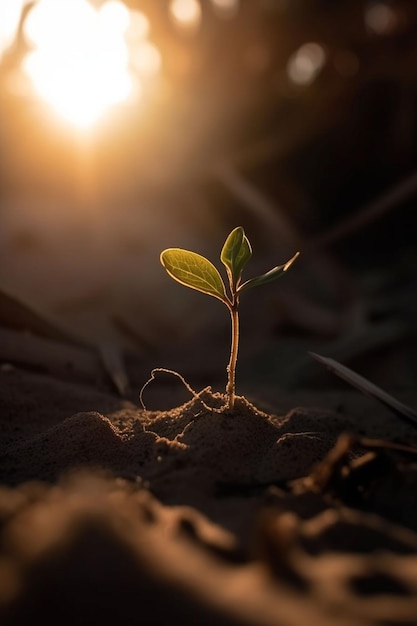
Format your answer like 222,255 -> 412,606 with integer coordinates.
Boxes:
1,366 -> 417,625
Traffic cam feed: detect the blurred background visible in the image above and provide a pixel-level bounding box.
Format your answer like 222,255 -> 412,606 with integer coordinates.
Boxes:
1,0 -> 417,405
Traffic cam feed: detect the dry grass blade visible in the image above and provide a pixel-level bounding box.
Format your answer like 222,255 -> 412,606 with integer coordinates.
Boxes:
0,327 -> 101,384
310,169 -> 417,249
0,288 -> 91,348
97,342 -> 130,397
310,352 -> 417,429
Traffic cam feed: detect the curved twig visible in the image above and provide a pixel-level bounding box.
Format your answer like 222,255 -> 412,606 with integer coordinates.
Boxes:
139,368 -> 227,414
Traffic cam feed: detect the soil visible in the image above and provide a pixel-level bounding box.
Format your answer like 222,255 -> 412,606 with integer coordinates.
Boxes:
1,366 -> 417,625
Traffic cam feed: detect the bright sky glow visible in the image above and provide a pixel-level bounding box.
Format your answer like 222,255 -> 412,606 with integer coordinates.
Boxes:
287,42 -> 326,86
169,0 -> 202,32
22,0 -> 160,129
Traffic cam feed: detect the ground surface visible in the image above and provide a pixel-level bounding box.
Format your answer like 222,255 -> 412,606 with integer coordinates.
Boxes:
1,365 -> 417,626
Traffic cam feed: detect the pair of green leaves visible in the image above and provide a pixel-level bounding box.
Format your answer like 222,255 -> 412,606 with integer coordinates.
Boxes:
160,227 -> 299,304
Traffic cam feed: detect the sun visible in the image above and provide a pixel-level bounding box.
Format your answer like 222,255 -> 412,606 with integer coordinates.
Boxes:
23,0 -> 135,129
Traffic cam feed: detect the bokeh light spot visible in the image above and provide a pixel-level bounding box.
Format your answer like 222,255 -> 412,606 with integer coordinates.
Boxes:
126,10 -> 150,42
210,0 -> 239,19
132,41 -> 162,78
169,0 -> 202,33
365,2 -> 398,35
98,1 -> 131,36
287,42 -> 326,86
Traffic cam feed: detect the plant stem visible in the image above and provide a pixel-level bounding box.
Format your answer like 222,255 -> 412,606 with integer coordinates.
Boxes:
226,302 -> 239,411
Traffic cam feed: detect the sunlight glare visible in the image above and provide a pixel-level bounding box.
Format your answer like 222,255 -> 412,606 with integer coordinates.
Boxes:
23,0 -> 135,129
25,0 -> 96,51
0,0 -> 30,60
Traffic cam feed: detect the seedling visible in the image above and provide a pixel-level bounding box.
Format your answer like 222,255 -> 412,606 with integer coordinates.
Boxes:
160,227 -> 299,412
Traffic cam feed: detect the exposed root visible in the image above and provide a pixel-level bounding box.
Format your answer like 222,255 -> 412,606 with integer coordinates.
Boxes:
139,368 -> 228,414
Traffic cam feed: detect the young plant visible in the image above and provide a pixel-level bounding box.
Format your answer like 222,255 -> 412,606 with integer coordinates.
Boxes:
160,227 -> 299,412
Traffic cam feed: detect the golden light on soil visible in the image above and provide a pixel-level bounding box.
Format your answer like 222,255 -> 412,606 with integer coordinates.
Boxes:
22,0 -> 148,129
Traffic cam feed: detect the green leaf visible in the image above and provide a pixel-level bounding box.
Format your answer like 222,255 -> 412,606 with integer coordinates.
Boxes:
220,227 -> 252,288
237,251 -> 299,294
161,248 -> 228,302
